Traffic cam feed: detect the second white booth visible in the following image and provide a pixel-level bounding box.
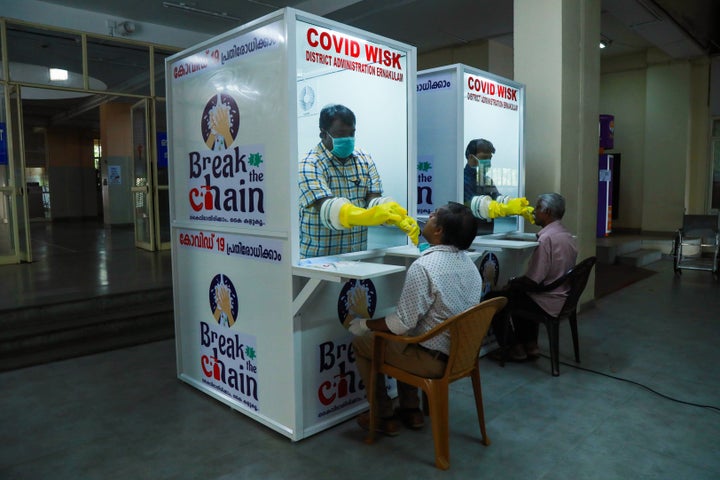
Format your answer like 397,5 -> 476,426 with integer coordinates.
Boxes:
416,64 -> 538,302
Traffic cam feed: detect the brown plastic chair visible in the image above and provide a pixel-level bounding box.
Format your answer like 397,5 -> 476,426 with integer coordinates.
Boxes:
364,296 -> 507,470
509,256 -> 597,376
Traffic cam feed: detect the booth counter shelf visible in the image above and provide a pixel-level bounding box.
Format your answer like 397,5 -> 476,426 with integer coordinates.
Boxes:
472,233 -> 538,250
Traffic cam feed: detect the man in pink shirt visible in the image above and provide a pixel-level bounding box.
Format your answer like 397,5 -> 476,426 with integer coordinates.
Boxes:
490,192 -> 578,361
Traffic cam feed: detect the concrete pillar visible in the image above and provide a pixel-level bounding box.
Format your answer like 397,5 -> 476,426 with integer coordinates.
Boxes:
100,103 -> 134,225
514,0 -> 601,301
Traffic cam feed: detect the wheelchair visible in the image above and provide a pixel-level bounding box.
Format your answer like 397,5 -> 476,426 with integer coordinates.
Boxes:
672,214 -> 719,278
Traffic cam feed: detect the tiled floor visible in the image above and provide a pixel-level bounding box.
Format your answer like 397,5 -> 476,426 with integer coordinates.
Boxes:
1,223 -> 719,479
0,221 -> 171,310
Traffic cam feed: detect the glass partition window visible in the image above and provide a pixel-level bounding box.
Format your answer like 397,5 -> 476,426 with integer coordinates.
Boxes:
7,25 -> 82,89
87,38 -> 151,96
462,71 -> 522,234
296,20 -> 410,257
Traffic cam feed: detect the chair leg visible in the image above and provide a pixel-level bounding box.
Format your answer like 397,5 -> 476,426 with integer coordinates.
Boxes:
499,315 -> 514,367
470,368 -> 490,446
427,382 -> 450,470
569,311 -> 580,363
546,319 -> 560,376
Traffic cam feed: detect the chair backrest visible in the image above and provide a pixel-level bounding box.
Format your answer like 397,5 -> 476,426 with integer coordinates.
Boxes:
682,214 -> 719,237
446,296 -> 507,381
556,256 -> 597,319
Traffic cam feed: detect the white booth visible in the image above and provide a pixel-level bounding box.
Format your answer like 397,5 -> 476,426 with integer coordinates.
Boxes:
416,64 -> 538,297
166,8 -> 418,441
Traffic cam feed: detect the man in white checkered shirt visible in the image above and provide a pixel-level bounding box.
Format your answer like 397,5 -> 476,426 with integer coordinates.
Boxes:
348,202 -> 483,436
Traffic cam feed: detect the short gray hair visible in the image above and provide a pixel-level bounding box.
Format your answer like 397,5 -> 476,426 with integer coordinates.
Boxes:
536,193 -> 566,219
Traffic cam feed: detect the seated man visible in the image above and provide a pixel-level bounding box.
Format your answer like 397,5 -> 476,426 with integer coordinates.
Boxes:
488,192 -> 578,361
346,202 -> 483,436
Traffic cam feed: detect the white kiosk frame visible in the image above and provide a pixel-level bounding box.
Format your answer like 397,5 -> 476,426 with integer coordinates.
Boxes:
166,8 -> 416,441
416,64 -> 537,298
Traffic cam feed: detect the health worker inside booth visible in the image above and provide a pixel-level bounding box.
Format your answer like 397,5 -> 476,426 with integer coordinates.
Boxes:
298,103 -> 419,259
462,137 -> 534,234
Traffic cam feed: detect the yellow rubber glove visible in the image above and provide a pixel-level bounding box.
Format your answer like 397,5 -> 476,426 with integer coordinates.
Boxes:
397,216 -> 420,245
488,197 -> 535,224
375,201 -> 420,245
381,201 -> 408,219
338,202 -> 403,228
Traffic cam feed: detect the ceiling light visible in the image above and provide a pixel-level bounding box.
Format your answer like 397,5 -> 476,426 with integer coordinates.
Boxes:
49,68 -> 68,81
600,35 -> 612,49
162,2 -> 242,21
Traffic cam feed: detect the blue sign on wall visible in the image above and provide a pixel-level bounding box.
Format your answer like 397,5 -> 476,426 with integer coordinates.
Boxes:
157,132 -> 168,168
0,122 -> 8,165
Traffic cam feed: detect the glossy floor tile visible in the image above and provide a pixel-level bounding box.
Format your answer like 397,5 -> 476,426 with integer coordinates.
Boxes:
1,223 -> 719,479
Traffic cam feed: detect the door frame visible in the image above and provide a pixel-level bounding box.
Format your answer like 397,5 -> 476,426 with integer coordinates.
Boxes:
130,98 -> 155,251
0,84 -> 31,264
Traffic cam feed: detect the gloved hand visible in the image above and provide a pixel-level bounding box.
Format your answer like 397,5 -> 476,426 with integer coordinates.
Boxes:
378,201 -> 420,245
488,197 -> 535,224
348,318 -> 370,336
338,202 -> 403,228
396,216 -> 420,245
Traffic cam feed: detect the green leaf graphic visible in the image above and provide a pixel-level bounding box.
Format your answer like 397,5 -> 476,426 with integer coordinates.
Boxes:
245,346 -> 257,360
248,153 -> 263,167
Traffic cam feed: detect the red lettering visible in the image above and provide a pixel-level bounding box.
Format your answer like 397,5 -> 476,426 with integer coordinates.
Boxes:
332,34 -> 344,54
391,52 -> 401,69
319,31 -> 332,50
189,188 -> 203,211
201,355 -> 214,377
318,381 -> 336,405
307,27 -> 319,47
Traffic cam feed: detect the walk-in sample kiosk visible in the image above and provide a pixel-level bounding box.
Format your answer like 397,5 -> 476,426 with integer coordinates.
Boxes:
166,8 -> 416,440
416,64 -> 537,297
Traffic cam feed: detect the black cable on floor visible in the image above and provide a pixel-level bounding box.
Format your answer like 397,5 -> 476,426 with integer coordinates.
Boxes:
540,354 -> 720,413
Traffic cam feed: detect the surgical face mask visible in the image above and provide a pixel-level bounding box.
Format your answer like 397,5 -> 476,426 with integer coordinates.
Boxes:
326,131 -> 355,159
418,242 -> 431,253
471,154 -> 492,168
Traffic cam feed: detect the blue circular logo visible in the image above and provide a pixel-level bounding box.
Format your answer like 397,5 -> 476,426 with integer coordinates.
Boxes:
209,274 -> 239,327
337,279 -> 377,327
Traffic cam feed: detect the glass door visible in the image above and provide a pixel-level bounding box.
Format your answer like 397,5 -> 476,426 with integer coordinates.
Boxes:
0,85 -> 16,263
131,99 -> 155,251
153,99 -> 170,250
0,84 -> 31,264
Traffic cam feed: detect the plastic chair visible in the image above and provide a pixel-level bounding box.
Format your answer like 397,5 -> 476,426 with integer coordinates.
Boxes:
364,296 -> 507,470
672,214 -> 719,278
508,256 -> 597,376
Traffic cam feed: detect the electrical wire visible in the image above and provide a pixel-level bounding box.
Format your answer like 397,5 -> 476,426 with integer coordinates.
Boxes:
542,354 -> 720,413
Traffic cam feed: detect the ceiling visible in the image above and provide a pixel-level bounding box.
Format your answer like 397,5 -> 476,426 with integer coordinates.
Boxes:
35,0 -> 719,57
12,0 -> 720,131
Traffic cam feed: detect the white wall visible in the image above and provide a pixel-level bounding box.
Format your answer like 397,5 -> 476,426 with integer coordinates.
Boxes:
599,67 -> 646,229
642,62 -> 691,231
600,51 -> 711,232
